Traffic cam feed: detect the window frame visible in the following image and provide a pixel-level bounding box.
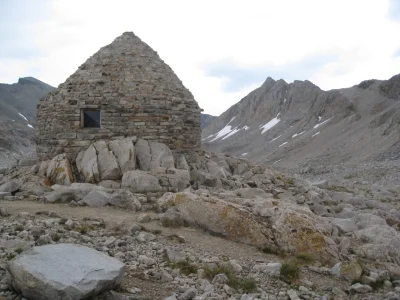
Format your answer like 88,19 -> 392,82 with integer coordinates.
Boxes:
81,109 -> 101,129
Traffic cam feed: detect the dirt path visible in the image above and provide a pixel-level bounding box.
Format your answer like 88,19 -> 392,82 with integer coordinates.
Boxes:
1,200 -> 266,263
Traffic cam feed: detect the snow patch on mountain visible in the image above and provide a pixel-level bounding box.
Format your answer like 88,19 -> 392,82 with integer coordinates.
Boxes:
260,114 -> 280,134
18,113 -> 28,121
314,118 -> 331,129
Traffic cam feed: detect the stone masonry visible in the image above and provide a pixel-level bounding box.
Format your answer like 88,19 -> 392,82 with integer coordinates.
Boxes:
36,32 -> 202,161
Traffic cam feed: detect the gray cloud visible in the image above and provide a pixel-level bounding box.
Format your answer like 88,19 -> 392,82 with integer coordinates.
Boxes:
203,52 -> 340,92
388,0 -> 400,22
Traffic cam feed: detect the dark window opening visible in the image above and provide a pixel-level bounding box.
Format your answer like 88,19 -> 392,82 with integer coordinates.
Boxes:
82,110 -> 101,128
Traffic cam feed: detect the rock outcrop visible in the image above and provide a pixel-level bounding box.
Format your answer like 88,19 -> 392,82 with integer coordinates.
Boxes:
7,244 -> 125,300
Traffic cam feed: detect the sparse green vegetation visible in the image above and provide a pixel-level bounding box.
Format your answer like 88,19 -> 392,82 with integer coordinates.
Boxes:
7,253 -> 16,260
15,247 -> 24,254
53,233 -> 61,242
285,178 -> 294,185
295,252 -> 315,264
260,245 -> 278,255
343,174 -> 356,180
280,261 -> 301,282
370,279 -> 385,290
152,229 -> 162,235
168,256 -> 198,276
74,224 -> 94,235
14,225 -> 24,232
204,265 -> 257,292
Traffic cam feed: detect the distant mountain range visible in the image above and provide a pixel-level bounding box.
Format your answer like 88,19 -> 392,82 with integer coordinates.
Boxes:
0,77 -> 55,166
202,73 -> 400,174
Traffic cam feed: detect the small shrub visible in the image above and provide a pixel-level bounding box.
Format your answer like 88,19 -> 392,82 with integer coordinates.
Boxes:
204,265 -> 257,292
15,247 -> 24,254
53,233 -> 61,242
15,225 -> 24,232
260,246 -> 278,255
295,252 -> 315,264
168,257 -> 198,276
370,279 -> 385,290
280,261 -> 300,282
74,224 -> 94,235
152,229 -> 162,235
273,195 -> 280,200
242,278 -> 257,293
285,178 -> 294,185
7,253 -> 16,260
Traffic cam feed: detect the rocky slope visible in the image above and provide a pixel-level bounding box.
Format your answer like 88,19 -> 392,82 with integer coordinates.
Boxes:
1,137 -> 400,299
0,77 -> 55,166
201,114 -> 217,129
202,74 -> 400,188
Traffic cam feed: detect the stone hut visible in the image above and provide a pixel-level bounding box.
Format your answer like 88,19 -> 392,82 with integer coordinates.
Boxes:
36,32 -> 202,161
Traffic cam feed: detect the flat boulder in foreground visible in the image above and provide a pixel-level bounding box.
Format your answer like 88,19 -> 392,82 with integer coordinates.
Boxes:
7,243 -> 125,300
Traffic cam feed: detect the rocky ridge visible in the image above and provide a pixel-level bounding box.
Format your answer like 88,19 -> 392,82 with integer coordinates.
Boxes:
202,73 -> 400,192
0,77 -> 55,167
0,137 -> 400,299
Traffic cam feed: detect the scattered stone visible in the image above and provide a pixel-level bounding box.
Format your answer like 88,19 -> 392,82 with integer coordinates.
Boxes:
349,283 -> 373,294
0,181 -> 20,193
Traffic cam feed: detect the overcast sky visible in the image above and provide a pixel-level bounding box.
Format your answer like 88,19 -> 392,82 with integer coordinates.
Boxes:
1,0 -> 400,115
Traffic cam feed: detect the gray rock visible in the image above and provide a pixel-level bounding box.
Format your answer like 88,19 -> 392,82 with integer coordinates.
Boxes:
46,153 -> 73,186
7,243 -> 125,300
98,180 -> 121,189
156,168 -> 190,191
287,289 -> 301,300
18,158 -> 37,167
331,218 -> 358,233
175,155 -> 190,171
349,283 -> 373,294
109,138 -> 136,174
0,181 -> 20,193
44,190 -> 81,203
312,180 -> 328,189
94,141 -> 121,180
76,144 -> 100,183
136,232 -> 156,242
0,191 -> 11,199
109,190 -> 141,211
212,273 -> 228,284
178,288 -> 196,300
252,262 -> 281,276
164,248 -> 186,263
159,209 -> 184,227
135,139 -> 152,171
149,141 -> 175,170
82,190 -> 112,207
122,170 -> 162,193
234,187 -> 268,199
0,207 -> 10,216
38,160 -> 50,177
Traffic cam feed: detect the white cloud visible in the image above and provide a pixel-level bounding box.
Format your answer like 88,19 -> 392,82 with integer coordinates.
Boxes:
0,0 -> 399,115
